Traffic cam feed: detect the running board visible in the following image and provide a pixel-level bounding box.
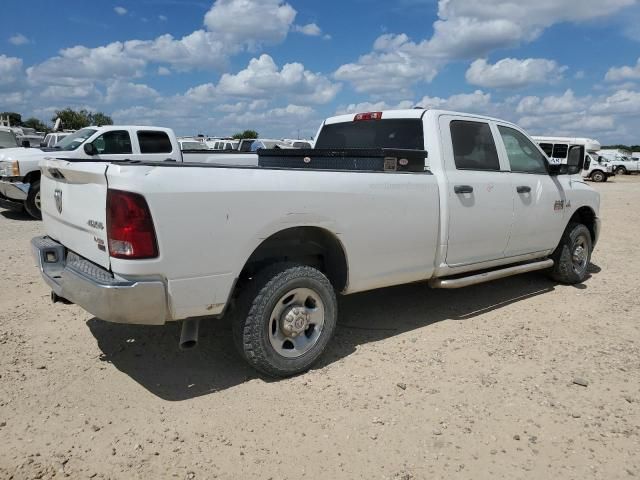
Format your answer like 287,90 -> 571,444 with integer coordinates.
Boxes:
429,259 -> 554,289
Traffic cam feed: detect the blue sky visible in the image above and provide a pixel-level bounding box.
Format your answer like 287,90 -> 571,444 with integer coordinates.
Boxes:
2,0 -> 640,143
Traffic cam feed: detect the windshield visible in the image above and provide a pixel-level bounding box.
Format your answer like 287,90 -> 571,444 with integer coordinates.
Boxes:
315,119 -> 424,149
0,131 -> 19,148
54,128 -> 97,151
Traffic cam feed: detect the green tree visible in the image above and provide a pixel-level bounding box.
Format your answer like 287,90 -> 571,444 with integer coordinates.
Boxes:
89,112 -> 113,127
22,117 -> 49,132
0,111 -> 22,126
232,129 -> 259,139
52,108 -> 113,130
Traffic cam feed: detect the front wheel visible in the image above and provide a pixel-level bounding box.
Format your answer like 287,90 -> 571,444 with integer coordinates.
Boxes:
549,223 -> 592,284
25,180 -> 42,220
615,166 -> 627,175
233,263 -> 337,377
590,170 -> 605,182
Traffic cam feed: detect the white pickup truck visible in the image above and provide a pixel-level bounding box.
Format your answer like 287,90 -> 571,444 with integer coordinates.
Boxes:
32,109 -> 601,376
0,125 -> 257,219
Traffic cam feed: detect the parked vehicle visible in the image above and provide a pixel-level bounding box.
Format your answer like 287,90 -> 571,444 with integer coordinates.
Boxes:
283,139 -> 313,149
32,109 -> 600,377
0,127 -> 20,149
532,136 -> 613,182
40,132 -> 71,148
1,125 -> 262,219
237,139 -> 256,152
250,139 -> 290,151
209,139 -> 239,151
179,139 -> 209,151
598,149 -> 640,175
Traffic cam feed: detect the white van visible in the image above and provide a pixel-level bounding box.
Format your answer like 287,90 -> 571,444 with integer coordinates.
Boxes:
532,136 -> 613,182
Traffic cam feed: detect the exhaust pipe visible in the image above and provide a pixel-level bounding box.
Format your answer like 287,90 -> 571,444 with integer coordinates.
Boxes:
179,318 -> 200,350
51,291 -> 72,305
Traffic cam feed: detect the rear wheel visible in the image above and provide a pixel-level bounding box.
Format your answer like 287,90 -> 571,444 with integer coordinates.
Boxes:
25,181 -> 42,220
233,263 -> 337,377
615,166 -> 627,175
590,170 -> 605,182
549,223 -> 592,284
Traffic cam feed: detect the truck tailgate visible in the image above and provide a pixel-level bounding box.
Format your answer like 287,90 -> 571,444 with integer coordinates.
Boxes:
40,159 -> 110,269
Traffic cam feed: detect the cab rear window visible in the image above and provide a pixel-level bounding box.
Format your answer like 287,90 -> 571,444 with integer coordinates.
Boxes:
315,119 -> 424,150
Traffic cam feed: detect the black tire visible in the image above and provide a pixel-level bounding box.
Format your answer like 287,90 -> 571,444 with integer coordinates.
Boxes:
615,166 -> 627,175
549,223 -> 592,284
590,170 -> 605,183
232,263 -> 337,377
24,180 -> 42,220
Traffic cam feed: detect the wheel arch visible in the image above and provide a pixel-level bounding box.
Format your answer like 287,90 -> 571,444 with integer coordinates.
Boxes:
568,206 -> 597,244
23,169 -> 41,186
238,226 -> 349,293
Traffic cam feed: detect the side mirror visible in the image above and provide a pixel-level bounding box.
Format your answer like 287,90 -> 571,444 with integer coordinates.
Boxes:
548,163 -> 563,175
83,143 -> 97,156
21,140 -> 30,148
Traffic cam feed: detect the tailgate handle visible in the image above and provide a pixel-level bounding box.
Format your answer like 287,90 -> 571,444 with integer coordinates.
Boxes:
454,185 -> 473,194
516,186 -> 531,193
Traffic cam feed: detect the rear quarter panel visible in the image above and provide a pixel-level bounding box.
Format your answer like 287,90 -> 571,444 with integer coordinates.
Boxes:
106,165 -> 440,320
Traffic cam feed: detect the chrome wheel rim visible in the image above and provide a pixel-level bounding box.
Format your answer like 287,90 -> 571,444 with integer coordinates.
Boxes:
571,234 -> 589,274
268,288 -> 325,358
35,191 -> 41,210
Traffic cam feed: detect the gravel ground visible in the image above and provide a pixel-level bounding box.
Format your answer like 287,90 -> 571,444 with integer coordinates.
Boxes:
0,176 -> 639,480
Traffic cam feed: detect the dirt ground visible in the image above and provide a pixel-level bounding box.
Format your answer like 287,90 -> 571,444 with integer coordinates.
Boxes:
0,176 -> 639,480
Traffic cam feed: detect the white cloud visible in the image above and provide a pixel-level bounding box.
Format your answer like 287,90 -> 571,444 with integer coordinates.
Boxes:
419,90 -> 492,112
27,0 -> 301,89
294,23 -> 322,36
211,54 -> 340,104
114,6 -> 128,16
27,42 -> 147,85
605,58 -> 640,82
203,0 -> 296,50
465,58 -> 567,88
159,15 -> 168,21
516,90 -> 586,115
335,100 -> 414,115
591,89 -> 640,114
40,84 -> 101,100
105,80 -> 159,103
334,34 -> 440,95
335,0 -> 635,93
0,55 -> 23,86
8,33 -> 30,46
157,66 -> 171,76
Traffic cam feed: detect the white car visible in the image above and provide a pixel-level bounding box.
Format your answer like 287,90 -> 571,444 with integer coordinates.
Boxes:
40,132 -> 71,148
33,109 -> 600,376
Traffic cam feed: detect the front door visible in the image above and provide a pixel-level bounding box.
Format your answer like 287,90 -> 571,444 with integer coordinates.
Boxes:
440,116 -> 514,266
495,124 -> 567,256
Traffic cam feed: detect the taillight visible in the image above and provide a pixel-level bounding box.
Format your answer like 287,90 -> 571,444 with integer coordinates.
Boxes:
106,189 -> 158,259
354,111 -> 382,121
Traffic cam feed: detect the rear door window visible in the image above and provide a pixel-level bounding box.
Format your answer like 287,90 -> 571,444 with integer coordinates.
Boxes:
138,131 -> 172,154
450,120 -> 500,171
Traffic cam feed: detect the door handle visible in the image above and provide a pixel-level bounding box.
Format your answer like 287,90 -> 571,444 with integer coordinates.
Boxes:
454,185 -> 474,194
516,186 -> 531,193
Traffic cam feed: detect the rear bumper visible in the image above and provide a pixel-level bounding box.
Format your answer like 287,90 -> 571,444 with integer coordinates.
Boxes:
32,236 -> 168,325
0,178 -> 29,201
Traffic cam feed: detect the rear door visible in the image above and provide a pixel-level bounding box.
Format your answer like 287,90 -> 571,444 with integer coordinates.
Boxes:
439,115 -> 514,266
495,124 -> 566,256
40,159 -> 110,268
